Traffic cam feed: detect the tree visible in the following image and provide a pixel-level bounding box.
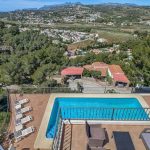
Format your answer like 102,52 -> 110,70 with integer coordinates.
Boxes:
91,71 -> 101,79
83,69 -> 91,77
0,21 -> 5,29
8,26 -> 19,35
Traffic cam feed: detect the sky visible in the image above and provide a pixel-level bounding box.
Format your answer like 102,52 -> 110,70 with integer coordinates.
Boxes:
0,0 -> 150,12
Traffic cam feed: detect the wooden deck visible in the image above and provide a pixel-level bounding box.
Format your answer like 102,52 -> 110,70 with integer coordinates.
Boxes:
61,124 -> 149,150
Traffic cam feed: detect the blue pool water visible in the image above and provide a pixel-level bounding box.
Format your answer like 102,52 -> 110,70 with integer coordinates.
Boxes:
46,97 -> 149,138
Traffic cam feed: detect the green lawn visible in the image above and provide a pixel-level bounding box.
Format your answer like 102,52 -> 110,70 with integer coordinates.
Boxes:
93,30 -> 134,43
67,39 -> 95,50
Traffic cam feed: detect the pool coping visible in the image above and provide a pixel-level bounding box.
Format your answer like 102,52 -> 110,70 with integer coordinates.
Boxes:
34,94 -> 150,150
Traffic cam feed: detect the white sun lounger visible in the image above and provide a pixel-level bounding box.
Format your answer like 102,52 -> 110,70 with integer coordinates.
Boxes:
21,126 -> 35,137
16,115 -> 33,126
15,104 -> 21,110
16,113 -> 23,120
14,126 -> 35,142
14,130 -> 22,142
15,98 -> 29,105
21,106 -> 32,113
16,106 -> 32,114
15,124 -> 23,132
21,115 -> 33,124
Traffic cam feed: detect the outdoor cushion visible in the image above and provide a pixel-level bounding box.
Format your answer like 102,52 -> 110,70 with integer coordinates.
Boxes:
113,131 -> 135,150
141,133 -> 150,150
85,123 -> 106,147
90,126 -> 105,140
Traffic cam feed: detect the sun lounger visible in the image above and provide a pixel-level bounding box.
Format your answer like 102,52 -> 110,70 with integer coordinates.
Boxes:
16,113 -> 23,120
21,115 -> 32,124
112,131 -> 135,150
16,115 -> 32,125
15,124 -> 23,132
14,126 -> 35,142
85,122 -> 106,148
15,98 -> 29,105
14,130 -> 22,142
21,106 -> 32,113
16,106 -> 32,114
15,104 -> 21,110
140,128 -> 150,150
21,126 -> 35,137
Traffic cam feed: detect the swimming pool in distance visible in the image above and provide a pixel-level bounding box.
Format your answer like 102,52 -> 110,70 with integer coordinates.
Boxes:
46,97 -> 150,138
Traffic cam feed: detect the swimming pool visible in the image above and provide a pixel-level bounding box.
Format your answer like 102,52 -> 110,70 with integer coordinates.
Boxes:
46,97 -> 149,138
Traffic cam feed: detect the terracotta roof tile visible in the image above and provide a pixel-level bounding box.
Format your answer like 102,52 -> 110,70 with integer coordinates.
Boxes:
109,65 -> 129,83
61,67 -> 84,76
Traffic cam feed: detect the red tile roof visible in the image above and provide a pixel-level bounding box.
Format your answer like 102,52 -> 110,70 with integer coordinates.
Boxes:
83,65 -> 93,71
61,67 -> 84,76
109,65 -> 129,83
113,74 -> 129,83
108,65 -> 124,74
92,62 -> 108,69
83,62 -> 108,77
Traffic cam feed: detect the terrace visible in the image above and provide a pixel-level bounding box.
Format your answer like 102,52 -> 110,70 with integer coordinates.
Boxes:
62,124 -> 149,150
35,94 -> 150,150
4,93 -> 150,150
9,94 -> 50,150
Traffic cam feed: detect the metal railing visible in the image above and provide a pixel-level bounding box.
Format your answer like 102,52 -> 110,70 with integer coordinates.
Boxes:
51,107 -> 150,149
7,87 -> 81,94
61,107 -> 150,121
52,109 -> 64,150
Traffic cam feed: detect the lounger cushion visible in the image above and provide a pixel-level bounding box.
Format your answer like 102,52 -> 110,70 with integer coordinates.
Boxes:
141,133 -> 150,150
90,125 -> 105,140
85,123 -> 106,147
113,131 -> 135,150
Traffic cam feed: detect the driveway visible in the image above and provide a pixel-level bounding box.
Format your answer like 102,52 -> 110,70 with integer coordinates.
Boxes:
68,78 -> 131,94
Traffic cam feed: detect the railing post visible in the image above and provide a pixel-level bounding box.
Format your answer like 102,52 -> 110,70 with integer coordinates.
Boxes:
111,108 -> 114,120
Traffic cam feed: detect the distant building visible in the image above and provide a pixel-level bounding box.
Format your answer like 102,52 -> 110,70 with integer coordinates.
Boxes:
90,49 -> 101,55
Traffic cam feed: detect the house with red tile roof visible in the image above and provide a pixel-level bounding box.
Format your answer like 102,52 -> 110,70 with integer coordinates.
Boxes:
61,67 -> 84,79
61,62 -> 129,87
108,65 -> 130,87
83,62 -> 108,80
